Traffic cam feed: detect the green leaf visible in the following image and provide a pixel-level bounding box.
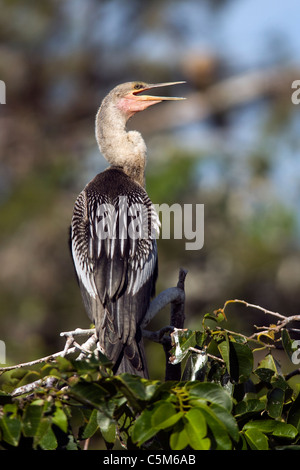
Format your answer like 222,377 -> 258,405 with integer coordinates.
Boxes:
242,419 -> 298,439
281,329 -> 294,360
23,400 -> 44,437
219,338 -> 253,383
116,374 -> 148,404
184,408 -> 210,450
151,402 -> 183,430
97,410 -> 116,443
52,404 -> 68,433
0,412 -> 21,447
188,382 -> 233,412
272,423 -> 298,439
210,403 -> 239,442
255,368 -> 274,382
81,409 -> 98,440
14,370 -> 41,389
254,354 -> 278,382
203,312 -> 225,324
217,335 -> 230,370
232,341 -> 253,383
70,380 -> 108,407
271,374 -> 292,392
38,425 -> 58,450
170,423 -> 189,450
267,388 -> 284,419
33,417 -> 54,449
147,381 -> 177,403
243,420 -> 276,434
193,404 -> 232,450
244,419 -> 298,441
185,408 -> 206,438
54,356 -> 74,372
66,434 -> 80,450
234,398 -> 266,417
132,409 -> 158,446
244,428 -> 269,450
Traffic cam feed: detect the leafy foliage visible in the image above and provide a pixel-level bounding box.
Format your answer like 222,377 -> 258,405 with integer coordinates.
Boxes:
0,308 -> 299,450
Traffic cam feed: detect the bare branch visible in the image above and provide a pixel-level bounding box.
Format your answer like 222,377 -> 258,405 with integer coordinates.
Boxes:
0,348 -> 76,374
220,299 -> 300,339
188,346 -> 225,364
0,330 -> 97,374
221,299 -> 287,321
11,376 -> 58,397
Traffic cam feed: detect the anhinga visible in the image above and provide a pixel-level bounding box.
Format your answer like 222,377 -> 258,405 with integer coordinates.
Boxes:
71,81 -> 185,377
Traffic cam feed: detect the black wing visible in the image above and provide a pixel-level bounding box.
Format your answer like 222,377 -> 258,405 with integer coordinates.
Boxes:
71,177 -> 159,374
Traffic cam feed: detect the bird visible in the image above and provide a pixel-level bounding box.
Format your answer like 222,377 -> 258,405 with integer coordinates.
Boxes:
70,81 -> 185,377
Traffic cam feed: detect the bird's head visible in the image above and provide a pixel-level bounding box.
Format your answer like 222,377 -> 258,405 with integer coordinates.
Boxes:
96,81 -> 185,181
109,81 -> 185,120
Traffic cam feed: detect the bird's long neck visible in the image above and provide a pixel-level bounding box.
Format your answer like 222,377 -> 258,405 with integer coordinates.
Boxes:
95,97 -> 147,187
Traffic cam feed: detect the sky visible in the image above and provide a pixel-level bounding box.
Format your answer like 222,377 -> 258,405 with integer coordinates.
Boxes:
218,0 -> 300,68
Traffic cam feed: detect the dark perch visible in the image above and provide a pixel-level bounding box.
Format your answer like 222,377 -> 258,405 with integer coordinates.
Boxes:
164,268 -> 187,381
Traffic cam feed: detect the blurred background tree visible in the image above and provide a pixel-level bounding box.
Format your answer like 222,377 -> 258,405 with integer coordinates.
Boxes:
1,0 -> 300,380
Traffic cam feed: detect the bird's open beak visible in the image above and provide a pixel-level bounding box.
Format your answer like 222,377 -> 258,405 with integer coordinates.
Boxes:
130,81 -> 186,102
119,81 -> 185,118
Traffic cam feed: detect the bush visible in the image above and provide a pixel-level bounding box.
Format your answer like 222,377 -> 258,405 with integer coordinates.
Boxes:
0,300 -> 299,450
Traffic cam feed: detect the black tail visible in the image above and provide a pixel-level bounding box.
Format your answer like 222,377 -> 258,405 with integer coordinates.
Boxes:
113,337 -> 149,378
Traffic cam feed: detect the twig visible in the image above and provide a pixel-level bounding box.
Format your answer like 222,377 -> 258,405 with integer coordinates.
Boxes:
60,328 -> 96,337
77,333 -> 98,360
0,348 -> 77,374
188,347 -> 225,364
221,299 -> 300,339
11,376 -> 58,397
222,299 -> 287,321
0,330 -> 97,374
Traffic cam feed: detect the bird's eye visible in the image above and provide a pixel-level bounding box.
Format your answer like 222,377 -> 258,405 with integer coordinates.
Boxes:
134,83 -> 144,90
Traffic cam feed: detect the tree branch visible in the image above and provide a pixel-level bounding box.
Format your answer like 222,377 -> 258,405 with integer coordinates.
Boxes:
0,332 -> 97,375
164,269 -> 187,381
220,299 -> 300,339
